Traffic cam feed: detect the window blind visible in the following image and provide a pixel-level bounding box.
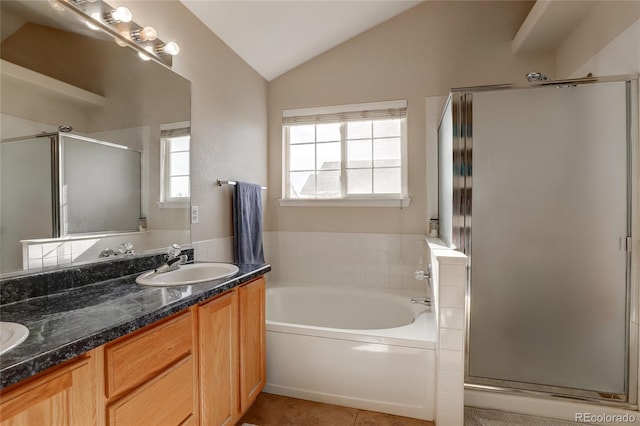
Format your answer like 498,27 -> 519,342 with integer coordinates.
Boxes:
283,100 -> 407,125
160,127 -> 190,138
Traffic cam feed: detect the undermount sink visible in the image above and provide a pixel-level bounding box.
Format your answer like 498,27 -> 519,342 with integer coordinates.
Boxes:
135,263 -> 240,287
0,322 -> 29,355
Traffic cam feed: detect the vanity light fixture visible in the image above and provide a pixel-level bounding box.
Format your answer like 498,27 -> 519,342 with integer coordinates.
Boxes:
48,0 -> 66,11
85,11 -> 101,30
52,0 -> 179,66
114,30 -> 131,47
155,42 -> 180,56
131,26 -> 157,42
138,46 -> 155,62
103,6 -> 132,24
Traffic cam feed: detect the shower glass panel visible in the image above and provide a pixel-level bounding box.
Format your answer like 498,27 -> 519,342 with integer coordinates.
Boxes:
444,78 -> 636,403
61,134 -> 141,234
0,136 -> 54,271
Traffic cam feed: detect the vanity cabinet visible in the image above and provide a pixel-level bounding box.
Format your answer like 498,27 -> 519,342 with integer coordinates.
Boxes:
199,276 -> 266,426
0,349 -> 99,426
103,308 -> 198,426
0,275 -> 266,426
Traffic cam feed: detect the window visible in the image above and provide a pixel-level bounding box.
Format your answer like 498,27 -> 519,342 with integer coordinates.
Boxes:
160,125 -> 190,207
282,101 -> 409,206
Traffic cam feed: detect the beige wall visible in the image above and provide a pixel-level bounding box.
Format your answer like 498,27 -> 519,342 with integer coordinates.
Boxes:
115,0 -> 268,242
267,1 -> 555,235
556,1 -> 640,79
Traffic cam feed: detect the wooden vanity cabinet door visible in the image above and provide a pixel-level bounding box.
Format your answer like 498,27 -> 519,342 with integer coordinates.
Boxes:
104,308 -> 198,426
198,290 -> 239,426
0,350 -> 98,426
238,277 -> 266,412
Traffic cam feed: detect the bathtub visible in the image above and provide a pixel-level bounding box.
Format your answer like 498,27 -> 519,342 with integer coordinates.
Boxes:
264,286 -> 437,420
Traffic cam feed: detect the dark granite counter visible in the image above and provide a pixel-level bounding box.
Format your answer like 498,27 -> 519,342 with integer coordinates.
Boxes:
0,260 -> 270,389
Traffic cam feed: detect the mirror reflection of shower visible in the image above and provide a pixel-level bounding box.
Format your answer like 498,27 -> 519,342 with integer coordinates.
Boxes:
0,130 -> 141,272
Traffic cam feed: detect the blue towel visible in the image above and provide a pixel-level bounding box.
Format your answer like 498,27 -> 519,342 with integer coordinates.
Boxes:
232,181 -> 265,264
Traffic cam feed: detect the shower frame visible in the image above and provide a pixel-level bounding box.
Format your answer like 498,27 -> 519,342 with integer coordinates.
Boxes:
439,74 -> 639,408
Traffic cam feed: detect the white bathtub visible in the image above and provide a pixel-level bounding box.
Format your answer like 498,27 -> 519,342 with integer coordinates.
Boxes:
264,286 -> 437,421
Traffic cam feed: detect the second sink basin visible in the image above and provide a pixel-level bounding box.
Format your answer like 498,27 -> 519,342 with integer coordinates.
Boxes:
136,263 -> 240,286
0,322 -> 29,355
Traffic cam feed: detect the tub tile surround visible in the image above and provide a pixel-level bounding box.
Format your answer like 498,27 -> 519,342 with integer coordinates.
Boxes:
263,231 -> 430,294
427,237 -> 468,426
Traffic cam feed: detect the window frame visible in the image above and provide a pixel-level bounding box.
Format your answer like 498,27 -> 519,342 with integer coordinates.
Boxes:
158,122 -> 191,209
281,101 -> 410,207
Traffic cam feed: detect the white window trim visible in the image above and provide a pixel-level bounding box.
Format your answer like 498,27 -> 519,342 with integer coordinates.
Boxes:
280,100 -> 409,207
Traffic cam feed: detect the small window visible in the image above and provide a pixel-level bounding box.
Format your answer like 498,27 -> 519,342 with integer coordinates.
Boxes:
160,125 -> 190,206
282,101 -> 408,206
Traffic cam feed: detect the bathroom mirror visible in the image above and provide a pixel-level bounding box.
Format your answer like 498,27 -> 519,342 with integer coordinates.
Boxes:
0,0 -> 191,275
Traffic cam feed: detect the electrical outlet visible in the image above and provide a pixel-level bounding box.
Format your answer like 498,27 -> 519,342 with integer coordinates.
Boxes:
191,205 -> 199,224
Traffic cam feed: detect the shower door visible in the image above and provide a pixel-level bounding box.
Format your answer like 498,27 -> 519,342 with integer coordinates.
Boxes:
0,135 -> 56,272
447,78 -> 636,403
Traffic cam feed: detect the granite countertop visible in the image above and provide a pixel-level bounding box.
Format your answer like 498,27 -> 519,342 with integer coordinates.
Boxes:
0,262 -> 270,389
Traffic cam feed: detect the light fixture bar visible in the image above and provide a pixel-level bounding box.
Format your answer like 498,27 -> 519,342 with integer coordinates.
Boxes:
51,0 -> 178,67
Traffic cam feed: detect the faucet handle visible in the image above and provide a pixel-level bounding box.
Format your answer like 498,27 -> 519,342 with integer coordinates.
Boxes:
415,263 -> 433,288
119,241 -> 135,255
167,243 -> 181,259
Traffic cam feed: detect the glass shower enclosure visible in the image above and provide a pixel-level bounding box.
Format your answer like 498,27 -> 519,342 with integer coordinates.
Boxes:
0,132 -> 141,272
438,75 -> 638,405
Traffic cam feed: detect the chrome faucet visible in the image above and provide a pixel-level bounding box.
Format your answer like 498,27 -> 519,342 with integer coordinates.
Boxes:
155,244 -> 187,274
412,263 -> 433,306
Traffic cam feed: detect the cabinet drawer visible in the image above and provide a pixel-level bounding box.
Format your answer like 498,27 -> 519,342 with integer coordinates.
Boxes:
107,355 -> 194,426
105,311 -> 193,398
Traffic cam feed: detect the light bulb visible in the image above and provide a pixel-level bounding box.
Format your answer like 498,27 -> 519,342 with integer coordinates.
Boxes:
140,26 -> 157,41
138,45 -> 154,62
157,41 -> 179,56
105,6 -> 132,23
113,6 -> 132,22
131,26 -> 157,42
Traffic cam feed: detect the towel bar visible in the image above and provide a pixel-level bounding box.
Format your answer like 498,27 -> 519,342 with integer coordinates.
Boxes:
216,179 -> 266,190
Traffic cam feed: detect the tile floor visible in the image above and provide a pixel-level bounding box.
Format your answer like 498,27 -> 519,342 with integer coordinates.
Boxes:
237,393 -> 435,426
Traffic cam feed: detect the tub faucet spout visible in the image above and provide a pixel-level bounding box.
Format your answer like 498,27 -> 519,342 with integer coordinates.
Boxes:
410,296 -> 431,307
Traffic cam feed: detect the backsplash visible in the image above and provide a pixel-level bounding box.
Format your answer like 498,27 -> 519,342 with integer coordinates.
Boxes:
263,231 -> 429,292
0,247 -> 194,304
192,237 -> 235,263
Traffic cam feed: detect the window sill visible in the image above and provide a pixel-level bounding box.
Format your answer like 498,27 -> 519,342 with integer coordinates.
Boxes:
278,197 -> 411,208
156,200 -> 190,209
